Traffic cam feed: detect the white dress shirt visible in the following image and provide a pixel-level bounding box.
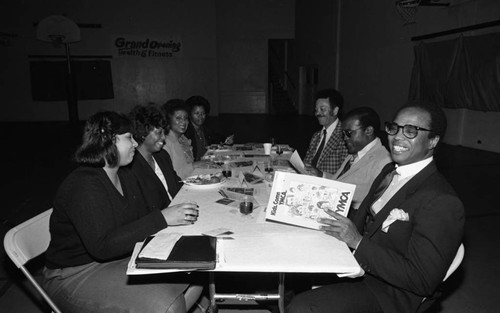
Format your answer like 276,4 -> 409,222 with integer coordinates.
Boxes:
315,119 -> 339,155
152,157 -> 173,201
353,138 -> 378,165
371,156 -> 434,214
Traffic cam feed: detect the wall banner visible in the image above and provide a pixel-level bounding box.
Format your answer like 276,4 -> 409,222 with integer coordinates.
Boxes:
113,36 -> 182,58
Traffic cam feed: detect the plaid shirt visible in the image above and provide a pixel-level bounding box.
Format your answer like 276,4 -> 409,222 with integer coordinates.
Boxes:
304,121 -> 348,175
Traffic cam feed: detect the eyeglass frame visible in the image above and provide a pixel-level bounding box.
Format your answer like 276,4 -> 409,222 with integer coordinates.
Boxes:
342,126 -> 366,138
384,121 -> 433,139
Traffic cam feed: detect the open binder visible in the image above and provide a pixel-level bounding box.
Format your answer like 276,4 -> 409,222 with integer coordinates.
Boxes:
135,235 -> 217,270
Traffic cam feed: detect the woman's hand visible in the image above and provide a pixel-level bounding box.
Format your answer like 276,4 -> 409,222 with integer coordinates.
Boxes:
161,202 -> 199,226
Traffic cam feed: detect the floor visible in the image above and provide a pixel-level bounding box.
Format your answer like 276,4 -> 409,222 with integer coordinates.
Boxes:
1,115 -> 500,312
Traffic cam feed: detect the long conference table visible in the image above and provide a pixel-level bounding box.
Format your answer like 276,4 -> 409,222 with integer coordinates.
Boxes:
127,143 -> 361,312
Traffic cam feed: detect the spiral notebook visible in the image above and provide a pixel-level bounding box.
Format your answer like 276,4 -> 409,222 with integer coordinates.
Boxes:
135,235 -> 217,270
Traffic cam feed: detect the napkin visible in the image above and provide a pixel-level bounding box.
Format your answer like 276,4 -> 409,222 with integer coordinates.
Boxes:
382,208 -> 409,233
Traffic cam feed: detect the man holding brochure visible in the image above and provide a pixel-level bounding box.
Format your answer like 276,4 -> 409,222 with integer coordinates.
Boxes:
286,103 -> 465,313
307,107 -> 391,210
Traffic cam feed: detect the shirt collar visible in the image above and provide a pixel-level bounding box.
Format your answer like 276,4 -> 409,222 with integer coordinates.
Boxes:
356,137 -> 379,161
323,118 -> 339,138
396,156 -> 434,179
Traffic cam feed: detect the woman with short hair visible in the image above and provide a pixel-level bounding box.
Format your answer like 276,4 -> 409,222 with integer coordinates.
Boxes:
185,96 -> 233,161
162,99 -> 195,179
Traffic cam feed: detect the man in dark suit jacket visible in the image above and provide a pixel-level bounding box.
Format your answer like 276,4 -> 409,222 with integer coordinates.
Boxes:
304,89 -> 348,175
287,103 -> 465,313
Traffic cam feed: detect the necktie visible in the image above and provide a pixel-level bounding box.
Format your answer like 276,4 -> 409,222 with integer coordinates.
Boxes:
364,165 -> 397,231
371,167 -> 397,205
311,129 -> 327,168
338,154 -> 357,177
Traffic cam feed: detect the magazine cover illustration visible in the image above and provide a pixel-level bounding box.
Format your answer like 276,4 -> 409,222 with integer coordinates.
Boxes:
266,171 -> 356,230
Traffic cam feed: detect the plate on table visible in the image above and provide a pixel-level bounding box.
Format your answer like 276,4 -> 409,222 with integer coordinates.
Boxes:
183,173 -> 226,189
232,161 -> 254,168
208,144 -> 232,152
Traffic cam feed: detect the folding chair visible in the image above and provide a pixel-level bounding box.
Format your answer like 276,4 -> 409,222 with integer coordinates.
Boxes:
443,243 -> 465,281
3,208 -> 62,313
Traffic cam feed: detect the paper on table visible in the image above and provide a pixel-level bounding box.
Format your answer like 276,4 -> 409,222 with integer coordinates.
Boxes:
289,151 -> 308,174
237,172 -> 249,187
216,233 -> 360,275
128,243 -> 190,275
202,228 -> 233,237
138,232 -> 182,260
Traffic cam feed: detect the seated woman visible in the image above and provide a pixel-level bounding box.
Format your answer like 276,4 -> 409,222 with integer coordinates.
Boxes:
128,104 -> 182,210
185,96 -> 233,161
42,111 -> 200,313
162,99 -> 196,179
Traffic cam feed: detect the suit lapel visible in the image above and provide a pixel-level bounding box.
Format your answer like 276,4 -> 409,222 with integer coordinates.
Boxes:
366,161 -> 438,237
155,150 -> 180,195
333,155 -> 351,179
136,153 -> 157,181
353,163 -> 395,231
319,122 -> 342,164
338,139 -> 380,179
136,152 -> 169,195
343,151 -> 373,177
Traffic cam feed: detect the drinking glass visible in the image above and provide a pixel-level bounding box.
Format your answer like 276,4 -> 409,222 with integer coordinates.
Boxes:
222,161 -> 232,178
276,145 -> 283,156
239,195 -> 253,215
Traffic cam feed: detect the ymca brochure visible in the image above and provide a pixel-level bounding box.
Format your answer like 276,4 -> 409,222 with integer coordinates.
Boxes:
265,171 -> 356,230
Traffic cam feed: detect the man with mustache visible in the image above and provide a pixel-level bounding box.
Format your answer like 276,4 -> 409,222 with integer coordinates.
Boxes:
304,89 -> 348,176
287,102 -> 465,313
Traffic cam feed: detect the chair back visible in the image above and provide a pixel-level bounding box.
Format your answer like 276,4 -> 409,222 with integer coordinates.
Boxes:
4,209 -> 52,267
3,208 -> 62,313
443,243 -> 465,281
416,243 -> 465,313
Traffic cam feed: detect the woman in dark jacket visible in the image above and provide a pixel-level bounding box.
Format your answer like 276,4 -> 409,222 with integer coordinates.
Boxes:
127,104 -> 183,210
42,111 -> 200,313
185,96 -> 233,160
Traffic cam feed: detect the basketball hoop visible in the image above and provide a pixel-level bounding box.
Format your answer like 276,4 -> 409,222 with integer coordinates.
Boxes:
36,15 -> 80,45
396,0 -> 421,25
35,15 -> 81,125
48,34 -> 66,48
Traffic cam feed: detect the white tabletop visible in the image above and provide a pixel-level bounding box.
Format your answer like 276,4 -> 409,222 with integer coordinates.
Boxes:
127,144 -> 361,276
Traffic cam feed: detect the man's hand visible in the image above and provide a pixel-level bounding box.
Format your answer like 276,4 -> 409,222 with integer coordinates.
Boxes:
222,134 -> 234,145
317,210 -> 362,249
304,163 -> 322,177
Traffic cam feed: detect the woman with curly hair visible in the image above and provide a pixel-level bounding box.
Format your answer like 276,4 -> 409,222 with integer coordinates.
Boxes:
127,104 -> 183,210
42,111 -> 200,313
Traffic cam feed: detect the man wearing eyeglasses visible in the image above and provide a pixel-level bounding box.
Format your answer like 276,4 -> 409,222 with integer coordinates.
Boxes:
307,107 -> 391,211
287,103 -> 464,313
303,89 -> 349,176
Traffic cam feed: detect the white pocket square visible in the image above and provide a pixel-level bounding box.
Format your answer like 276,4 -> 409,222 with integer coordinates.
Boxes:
382,208 -> 409,233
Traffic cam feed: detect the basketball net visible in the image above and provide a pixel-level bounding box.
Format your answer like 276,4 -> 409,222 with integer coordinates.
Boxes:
396,0 -> 420,25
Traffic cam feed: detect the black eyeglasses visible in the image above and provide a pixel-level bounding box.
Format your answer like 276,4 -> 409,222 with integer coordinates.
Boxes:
384,122 -> 432,139
342,126 -> 365,138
